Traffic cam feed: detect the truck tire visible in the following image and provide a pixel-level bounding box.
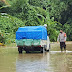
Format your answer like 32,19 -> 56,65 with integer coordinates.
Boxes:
18,47 -> 22,54
46,49 -> 49,52
46,44 -> 50,52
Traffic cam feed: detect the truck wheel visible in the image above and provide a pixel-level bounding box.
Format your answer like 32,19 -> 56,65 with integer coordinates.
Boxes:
46,50 -> 49,52
18,47 -> 22,54
46,44 -> 50,52
41,51 -> 43,53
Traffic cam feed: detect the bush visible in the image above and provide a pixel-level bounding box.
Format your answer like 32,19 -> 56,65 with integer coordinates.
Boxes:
0,13 -> 25,44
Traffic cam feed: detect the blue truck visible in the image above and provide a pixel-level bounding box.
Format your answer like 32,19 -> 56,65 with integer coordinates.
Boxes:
16,26 -> 50,53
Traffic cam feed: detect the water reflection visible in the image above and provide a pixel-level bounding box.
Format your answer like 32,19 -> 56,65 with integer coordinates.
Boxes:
16,53 -> 53,72
16,52 -> 72,72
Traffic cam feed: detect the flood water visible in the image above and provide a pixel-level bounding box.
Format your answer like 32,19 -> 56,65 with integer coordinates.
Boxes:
0,42 -> 72,72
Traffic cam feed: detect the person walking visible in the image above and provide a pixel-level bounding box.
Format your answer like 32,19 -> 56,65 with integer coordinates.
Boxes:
57,30 -> 67,52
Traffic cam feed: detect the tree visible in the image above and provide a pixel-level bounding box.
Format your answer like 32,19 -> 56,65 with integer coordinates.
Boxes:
0,0 -> 72,41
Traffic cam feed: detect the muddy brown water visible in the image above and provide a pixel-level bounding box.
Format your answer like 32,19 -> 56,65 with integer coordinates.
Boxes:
0,42 -> 72,72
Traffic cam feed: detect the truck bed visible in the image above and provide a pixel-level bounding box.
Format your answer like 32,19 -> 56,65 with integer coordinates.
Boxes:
16,39 -> 47,47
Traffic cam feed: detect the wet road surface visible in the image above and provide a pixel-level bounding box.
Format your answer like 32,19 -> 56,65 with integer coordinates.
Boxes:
0,42 -> 72,72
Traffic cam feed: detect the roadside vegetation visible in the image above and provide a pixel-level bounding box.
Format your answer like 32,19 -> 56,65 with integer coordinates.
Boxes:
0,0 -> 72,44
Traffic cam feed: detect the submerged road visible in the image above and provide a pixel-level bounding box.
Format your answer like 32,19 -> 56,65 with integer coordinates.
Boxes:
0,42 -> 72,72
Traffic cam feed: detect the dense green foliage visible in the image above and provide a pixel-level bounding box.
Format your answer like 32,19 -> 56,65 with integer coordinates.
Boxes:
0,0 -> 72,43
0,13 -> 24,43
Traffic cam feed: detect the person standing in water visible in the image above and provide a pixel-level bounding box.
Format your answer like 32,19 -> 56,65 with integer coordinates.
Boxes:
57,30 -> 67,52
